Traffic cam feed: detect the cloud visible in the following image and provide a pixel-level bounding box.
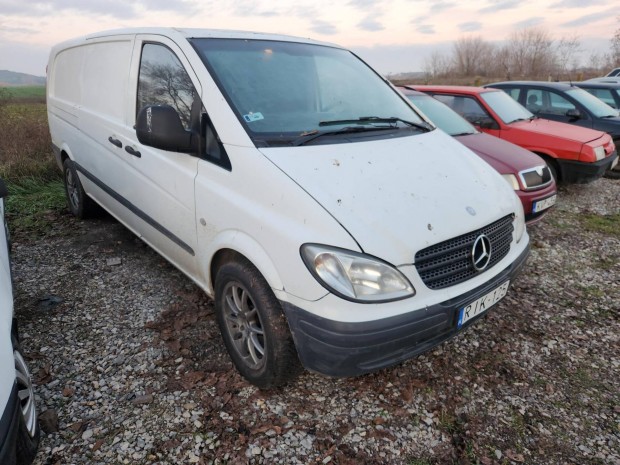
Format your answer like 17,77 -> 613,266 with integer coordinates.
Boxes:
433,1 -> 456,12
514,16 -> 545,28
348,0 -> 382,9
458,21 -> 482,32
550,0 -> 605,7
411,15 -> 429,25
228,1 -> 280,17
0,0 -> 196,19
560,8 -> 615,27
358,16 -> 384,32
310,19 -> 338,35
416,24 -> 435,35
479,0 -> 520,14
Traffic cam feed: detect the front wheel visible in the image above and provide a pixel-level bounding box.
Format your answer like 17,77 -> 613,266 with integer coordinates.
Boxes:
13,338 -> 40,464
215,258 -> 302,389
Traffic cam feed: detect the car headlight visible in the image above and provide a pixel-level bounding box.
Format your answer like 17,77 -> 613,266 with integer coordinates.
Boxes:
300,244 -> 415,303
502,174 -> 520,190
514,200 -> 526,243
594,146 -> 605,161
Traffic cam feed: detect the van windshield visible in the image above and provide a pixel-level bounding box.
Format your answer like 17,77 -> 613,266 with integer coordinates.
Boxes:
190,38 -> 426,145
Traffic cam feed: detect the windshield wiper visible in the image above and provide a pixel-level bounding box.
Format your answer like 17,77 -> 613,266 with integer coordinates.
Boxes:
451,131 -> 477,136
292,125 -> 395,146
319,116 -> 433,132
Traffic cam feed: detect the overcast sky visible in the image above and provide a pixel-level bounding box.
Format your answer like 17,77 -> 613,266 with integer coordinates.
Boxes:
0,0 -> 617,77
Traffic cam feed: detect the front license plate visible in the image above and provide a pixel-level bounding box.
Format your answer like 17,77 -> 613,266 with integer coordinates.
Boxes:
458,280 -> 510,328
532,194 -> 557,214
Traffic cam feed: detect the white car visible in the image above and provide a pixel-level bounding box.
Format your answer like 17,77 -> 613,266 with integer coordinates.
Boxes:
47,28 -> 530,388
0,179 -> 39,464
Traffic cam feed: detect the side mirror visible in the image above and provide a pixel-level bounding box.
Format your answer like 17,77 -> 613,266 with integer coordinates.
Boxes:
0,179 -> 7,199
566,108 -> 581,120
136,105 -> 192,152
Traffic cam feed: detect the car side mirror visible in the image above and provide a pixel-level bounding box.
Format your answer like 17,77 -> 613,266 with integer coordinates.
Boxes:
566,109 -> 581,120
136,105 -> 193,152
0,179 -> 7,199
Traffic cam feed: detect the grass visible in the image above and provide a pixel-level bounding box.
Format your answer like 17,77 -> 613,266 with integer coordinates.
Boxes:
4,178 -> 66,237
2,86 -> 46,102
0,102 -> 57,183
578,213 -> 620,238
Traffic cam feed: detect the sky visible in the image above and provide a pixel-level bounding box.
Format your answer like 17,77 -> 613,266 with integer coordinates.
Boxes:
0,0 -> 617,77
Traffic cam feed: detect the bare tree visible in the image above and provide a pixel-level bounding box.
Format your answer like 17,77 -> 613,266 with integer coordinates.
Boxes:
424,50 -> 452,78
554,34 -> 582,80
611,16 -> 620,67
505,26 -> 555,79
452,36 -> 496,76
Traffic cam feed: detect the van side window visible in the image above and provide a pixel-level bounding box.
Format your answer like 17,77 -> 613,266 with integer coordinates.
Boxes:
137,44 -> 197,131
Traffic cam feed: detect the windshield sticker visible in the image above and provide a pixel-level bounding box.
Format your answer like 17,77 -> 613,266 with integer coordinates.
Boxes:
243,112 -> 264,123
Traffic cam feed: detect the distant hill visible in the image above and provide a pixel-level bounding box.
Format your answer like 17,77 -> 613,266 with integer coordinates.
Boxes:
0,70 -> 46,87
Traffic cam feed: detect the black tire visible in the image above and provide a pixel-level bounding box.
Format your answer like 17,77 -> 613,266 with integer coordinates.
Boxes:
12,337 -> 39,465
63,159 -> 96,219
543,157 -> 560,184
214,258 -> 302,389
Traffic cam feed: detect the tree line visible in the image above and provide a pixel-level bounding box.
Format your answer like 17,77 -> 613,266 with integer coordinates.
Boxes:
424,19 -> 620,81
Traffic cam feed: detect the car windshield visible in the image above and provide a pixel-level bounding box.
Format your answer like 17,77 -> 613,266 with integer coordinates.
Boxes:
480,90 -> 534,124
190,38 -> 425,145
566,88 -> 619,118
407,94 -> 476,136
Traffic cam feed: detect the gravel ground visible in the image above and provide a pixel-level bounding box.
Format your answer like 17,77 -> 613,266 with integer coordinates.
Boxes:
11,178 -> 620,465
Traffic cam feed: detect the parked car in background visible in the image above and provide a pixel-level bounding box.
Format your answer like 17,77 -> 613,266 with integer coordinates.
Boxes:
0,179 -> 39,465
399,87 -> 556,224
605,67 -> 620,77
573,81 -> 620,109
412,85 -> 618,183
486,81 -> 620,153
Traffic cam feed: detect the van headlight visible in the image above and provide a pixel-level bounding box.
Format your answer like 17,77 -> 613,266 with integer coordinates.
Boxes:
514,202 -> 526,243
300,244 -> 415,303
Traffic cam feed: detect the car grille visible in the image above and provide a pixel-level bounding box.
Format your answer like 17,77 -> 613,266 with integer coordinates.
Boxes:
519,165 -> 553,189
414,215 -> 514,290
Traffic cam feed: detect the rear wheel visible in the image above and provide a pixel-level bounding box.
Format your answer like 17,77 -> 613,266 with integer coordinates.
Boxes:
214,257 -> 302,388
63,159 -> 96,218
13,337 -> 39,464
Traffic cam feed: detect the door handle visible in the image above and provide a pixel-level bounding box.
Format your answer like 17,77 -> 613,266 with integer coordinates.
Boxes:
108,137 -> 122,148
125,146 -> 141,158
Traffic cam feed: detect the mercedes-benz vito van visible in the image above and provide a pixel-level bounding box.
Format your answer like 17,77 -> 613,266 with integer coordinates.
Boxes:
47,28 -> 530,388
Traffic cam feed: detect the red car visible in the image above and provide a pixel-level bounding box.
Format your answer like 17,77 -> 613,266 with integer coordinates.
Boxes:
411,85 -> 618,183
399,87 -> 557,224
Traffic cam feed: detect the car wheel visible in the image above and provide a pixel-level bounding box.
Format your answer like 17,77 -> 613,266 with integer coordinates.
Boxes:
215,257 -> 302,389
63,159 -> 96,219
543,157 -> 559,183
13,338 -> 39,465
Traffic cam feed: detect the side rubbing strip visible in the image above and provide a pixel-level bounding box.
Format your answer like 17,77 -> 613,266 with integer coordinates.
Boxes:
74,162 -> 195,256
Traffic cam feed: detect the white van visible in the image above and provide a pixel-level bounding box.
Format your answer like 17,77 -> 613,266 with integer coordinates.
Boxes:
47,28 -> 530,388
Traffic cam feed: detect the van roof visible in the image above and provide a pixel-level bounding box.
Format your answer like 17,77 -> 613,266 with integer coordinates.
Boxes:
80,27 -> 340,48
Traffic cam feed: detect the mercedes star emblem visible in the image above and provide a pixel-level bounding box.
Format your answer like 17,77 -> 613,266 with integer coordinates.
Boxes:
472,234 -> 492,271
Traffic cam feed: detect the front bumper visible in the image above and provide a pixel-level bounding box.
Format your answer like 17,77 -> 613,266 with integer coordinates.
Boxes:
0,383 -> 19,465
557,151 -> 618,183
283,245 -> 530,377
518,183 -> 557,225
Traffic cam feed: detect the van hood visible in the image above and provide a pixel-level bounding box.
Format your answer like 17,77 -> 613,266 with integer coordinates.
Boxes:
259,130 -> 519,265
510,118 -> 605,144
456,132 -> 545,175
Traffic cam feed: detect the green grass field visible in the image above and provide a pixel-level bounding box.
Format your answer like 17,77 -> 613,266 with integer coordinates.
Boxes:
2,85 -> 46,102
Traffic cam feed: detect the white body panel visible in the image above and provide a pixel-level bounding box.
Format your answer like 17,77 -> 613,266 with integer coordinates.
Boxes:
46,27 -> 528,328
0,198 -> 15,421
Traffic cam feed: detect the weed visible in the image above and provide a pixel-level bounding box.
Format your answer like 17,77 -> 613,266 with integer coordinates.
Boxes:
4,178 -> 66,237
0,103 -> 56,183
579,213 -> 620,238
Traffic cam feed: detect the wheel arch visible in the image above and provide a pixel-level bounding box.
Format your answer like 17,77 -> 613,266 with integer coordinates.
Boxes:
206,232 -> 285,298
